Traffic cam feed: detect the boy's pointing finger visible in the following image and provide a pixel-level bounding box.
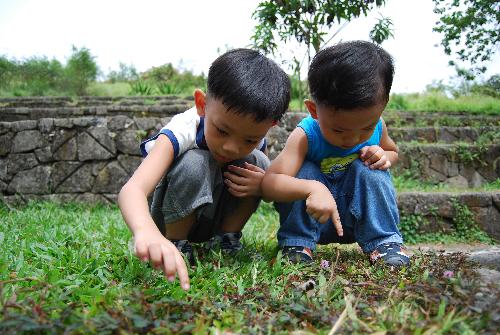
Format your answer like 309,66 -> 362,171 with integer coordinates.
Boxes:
175,252 -> 190,290
331,210 -> 343,237
134,242 -> 149,262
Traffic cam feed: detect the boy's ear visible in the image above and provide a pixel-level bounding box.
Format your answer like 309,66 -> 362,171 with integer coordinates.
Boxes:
304,99 -> 318,119
194,89 -> 206,117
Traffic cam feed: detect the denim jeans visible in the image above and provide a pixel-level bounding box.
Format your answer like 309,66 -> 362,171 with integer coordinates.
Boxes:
275,159 -> 403,253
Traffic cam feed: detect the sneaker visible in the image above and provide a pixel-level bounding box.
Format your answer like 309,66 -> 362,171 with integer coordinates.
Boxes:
171,239 -> 195,265
282,246 -> 313,264
220,232 -> 243,253
369,243 -> 410,267
207,232 -> 243,253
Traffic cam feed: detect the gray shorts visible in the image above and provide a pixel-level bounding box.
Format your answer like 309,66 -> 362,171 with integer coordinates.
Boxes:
150,148 -> 270,242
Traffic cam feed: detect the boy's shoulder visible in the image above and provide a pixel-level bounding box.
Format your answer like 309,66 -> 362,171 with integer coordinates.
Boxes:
169,106 -> 200,125
140,107 -> 201,158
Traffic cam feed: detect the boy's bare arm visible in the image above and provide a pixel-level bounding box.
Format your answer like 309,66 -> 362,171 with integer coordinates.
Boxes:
262,128 -> 343,236
118,135 -> 190,289
119,135 -> 173,234
379,118 -> 399,165
261,128 -> 313,201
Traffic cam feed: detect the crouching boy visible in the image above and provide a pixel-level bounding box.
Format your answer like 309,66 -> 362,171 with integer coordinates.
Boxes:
262,41 -> 410,267
119,48 -> 291,289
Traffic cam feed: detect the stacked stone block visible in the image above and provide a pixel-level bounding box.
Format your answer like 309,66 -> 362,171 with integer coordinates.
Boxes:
0,97 -> 499,239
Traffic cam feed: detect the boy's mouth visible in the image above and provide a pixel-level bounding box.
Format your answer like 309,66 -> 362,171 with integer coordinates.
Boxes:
213,152 -> 230,163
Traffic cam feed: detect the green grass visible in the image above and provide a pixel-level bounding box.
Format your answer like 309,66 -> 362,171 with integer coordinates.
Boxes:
0,201 -> 497,334
386,92 -> 500,115
289,93 -> 500,115
87,82 -> 131,97
393,177 -> 500,193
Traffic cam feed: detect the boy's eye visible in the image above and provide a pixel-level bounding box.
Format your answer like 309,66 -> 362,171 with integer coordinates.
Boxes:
332,129 -> 343,133
246,139 -> 259,145
216,127 -> 228,135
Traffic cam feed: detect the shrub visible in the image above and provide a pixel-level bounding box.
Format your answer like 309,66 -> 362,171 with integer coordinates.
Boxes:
62,46 -> 99,95
107,63 -> 139,83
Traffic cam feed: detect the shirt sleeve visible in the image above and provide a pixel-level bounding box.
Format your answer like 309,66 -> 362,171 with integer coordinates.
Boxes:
378,118 -> 384,142
140,107 -> 199,158
297,116 -> 317,161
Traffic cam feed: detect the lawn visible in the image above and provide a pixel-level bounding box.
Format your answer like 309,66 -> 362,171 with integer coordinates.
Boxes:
0,201 -> 497,334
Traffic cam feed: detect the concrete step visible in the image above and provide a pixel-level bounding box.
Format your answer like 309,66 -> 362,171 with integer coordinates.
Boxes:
266,129 -> 499,187
267,126 -> 498,157
384,111 -> 500,127
0,104 -> 193,122
394,143 -> 499,187
0,95 -> 190,108
398,191 -> 499,240
279,112 -> 500,129
390,126 -> 498,144
407,243 -> 500,271
2,97 -> 499,126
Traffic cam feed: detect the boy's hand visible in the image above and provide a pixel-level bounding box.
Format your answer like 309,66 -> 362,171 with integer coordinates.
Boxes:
133,227 -> 190,290
306,181 -> 343,237
223,162 -> 266,197
359,145 -> 391,170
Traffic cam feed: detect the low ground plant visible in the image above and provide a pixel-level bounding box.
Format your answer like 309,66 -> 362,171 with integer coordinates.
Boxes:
0,201 -> 497,334
386,92 -> 500,115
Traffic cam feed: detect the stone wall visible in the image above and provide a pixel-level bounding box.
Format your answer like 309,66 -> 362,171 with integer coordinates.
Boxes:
0,115 -> 500,202
1,101 -> 499,239
398,192 -> 500,241
0,115 -> 169,204
1,114 -> 498,203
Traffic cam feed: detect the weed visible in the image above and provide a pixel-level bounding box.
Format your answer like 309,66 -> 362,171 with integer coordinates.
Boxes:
451,198 -> 493,244
0,201 -> 497,333
453,143 -> 487,166
400,213 -> 427,244
156,82 -> 182,95
399,199 -> 495,245
135,130 -> 148,141
129,81 -> 155,96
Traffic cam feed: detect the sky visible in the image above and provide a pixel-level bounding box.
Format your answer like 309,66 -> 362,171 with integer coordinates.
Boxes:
0,0 -> 498,93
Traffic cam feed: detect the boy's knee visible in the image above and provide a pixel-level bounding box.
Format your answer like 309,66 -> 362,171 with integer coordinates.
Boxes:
169,149 -> 215,182
234,149 -> 270,170
178,149 -> 212,167
352,159 -> 391,184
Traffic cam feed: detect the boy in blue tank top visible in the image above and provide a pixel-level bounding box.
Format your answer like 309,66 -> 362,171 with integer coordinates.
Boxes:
262,41 -> 410,266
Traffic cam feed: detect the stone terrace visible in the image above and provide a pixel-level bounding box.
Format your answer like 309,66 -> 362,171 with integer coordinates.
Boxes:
0,97 -> 499,239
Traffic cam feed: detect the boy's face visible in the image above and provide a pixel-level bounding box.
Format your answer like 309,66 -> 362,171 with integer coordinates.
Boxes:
305,100 -> 385,149
195,90 -> 274,164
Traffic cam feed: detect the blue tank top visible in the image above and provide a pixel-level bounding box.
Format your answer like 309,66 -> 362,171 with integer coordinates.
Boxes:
297,115 -> 383,173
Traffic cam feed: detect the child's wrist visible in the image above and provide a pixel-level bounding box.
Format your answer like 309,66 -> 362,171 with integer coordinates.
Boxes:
305,180 -> 325,197
133,221 -> 161,237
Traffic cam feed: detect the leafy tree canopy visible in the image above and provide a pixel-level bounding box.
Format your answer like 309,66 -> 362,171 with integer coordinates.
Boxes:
251,0 -> 392,106
433,0 -> 500,77
252,0 -> 390,56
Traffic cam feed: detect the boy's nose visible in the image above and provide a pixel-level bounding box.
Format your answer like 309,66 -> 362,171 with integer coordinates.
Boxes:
222,141 -> 239,156
343,135 -> 360,147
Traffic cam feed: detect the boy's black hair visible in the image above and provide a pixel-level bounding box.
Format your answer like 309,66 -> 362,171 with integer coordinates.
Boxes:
308,40 -> 394,109
207,48 -> 290,122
